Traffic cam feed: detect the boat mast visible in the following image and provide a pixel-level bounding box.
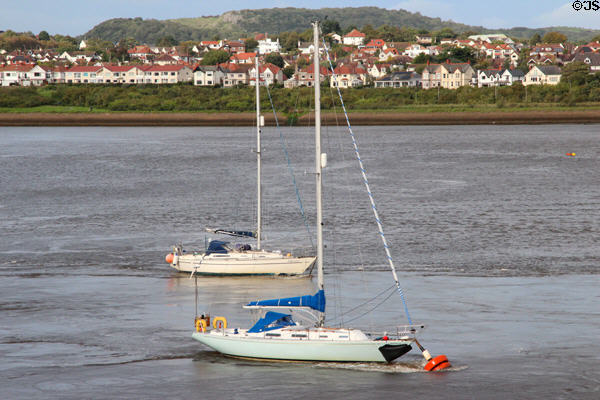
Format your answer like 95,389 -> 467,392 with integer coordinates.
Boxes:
313,21 -> 324,326
255,55 -> 262,250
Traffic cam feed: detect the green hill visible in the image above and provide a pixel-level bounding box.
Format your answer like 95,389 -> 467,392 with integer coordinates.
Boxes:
82,7 -> 600,44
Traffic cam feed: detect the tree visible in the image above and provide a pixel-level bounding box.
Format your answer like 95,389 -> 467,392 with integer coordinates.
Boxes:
201,50 -> 230,65
282,65 -> 295,78
38,31 -> 50,41
265,53 -> 284,68
591,34 -> 600,42
321,20 -> 341,35
542,31 -> 567,44
529,33 -> 541,46
244,38 -> 258,51
562,61 -> 590,86
157,36 -> 177,47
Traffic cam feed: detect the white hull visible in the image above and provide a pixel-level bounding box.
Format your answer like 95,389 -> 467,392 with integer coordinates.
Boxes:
171,251 -> 315,276
192,329 -> 413,363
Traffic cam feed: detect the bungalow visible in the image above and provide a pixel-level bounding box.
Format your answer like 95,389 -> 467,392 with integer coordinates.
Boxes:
342,29 -> 366,46
523,65 -> 561,86
193,65 -> 225,86
330,63 -> 368,88
374,71 -> 421,88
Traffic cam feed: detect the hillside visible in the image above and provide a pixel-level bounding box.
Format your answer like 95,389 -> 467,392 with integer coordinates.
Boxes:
82,7 -> 600,44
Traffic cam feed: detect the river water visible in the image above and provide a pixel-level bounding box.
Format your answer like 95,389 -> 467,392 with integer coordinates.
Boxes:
1,125 -> 599,399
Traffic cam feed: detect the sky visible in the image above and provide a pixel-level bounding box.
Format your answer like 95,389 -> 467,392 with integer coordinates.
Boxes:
1,0 -> 599,36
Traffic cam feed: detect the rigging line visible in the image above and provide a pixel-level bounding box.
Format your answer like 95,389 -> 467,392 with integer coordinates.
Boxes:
327,283 -> 396,324
322,38 -> 413,326
332,286 -> 398,326
265,84 -> 315,251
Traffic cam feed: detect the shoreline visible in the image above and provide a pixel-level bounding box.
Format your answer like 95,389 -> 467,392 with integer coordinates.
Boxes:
1,110 -> 600,126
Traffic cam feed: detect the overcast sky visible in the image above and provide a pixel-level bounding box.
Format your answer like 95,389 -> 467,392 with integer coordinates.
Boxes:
2,0 -> 599,36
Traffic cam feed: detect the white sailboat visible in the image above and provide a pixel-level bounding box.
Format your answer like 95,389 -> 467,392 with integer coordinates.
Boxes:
191,22 -> 450,367
165,56 -> 316,276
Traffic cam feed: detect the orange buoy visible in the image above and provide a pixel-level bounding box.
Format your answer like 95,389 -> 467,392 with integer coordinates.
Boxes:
566,153 -> 576,157
165,253 -> 174,264
424,355 -> 451,371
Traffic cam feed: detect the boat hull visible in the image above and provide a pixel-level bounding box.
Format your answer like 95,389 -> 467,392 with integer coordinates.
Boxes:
192,332 -> 413,363
171,254 -> 316,276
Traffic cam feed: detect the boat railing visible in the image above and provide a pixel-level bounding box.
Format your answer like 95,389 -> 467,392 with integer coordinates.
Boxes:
365,324 -> 425,339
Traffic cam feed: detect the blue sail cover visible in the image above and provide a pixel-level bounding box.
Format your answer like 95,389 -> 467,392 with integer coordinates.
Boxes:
210,229 -> 256,238
245,290 -> 325,312
247,311 -> 296,333
205,240 -> 230,255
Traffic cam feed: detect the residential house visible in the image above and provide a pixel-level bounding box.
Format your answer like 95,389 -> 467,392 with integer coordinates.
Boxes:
403,44 -> 430,59
379,48 -> 400,61
154,54 -> 178,65
128,45 -> 155,62
230,52 -> 257,64
284,65 -> 331,88
422,62 -> 475,89
374,71 -> 421,87
143,64 -> 193,84
330,63 -> 368,88
364,39 -> 386,49
477,68 -> 503,87
193,65 -> 225,86
530,44 -> 565,58
468,33 -> 512,44
257,38 -> 281,54
59,51 -> 100,64
248,63 -> 284,86
221,63 -> 252,86
499,68 -> 525,85
523,65 -> 561,86
573,52 -> 600,72
223,40 -> 245,54
64,65 -> 103,83
342,29 -> 366,46
200,41 -> 223,50
368,63 -> 391,79
415,35 -> 433,45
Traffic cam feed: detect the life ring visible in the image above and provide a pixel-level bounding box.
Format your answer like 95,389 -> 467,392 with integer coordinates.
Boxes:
195,318 -> 207,332
213,316 -> 227,330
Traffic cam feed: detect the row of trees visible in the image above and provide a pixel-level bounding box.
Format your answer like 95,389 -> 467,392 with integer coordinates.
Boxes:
1,73 -> 599,113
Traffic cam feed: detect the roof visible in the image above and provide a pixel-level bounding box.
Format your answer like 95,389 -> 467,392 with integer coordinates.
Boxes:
376,71 -> 421,82
535,65 -> 562,75
67,65 -> 103,72
344,29 -> 366,38
502,68 -> 525,77
145,64 -> 189,72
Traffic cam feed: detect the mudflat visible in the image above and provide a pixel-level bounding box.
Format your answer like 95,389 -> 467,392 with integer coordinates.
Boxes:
1,110 -> 600,126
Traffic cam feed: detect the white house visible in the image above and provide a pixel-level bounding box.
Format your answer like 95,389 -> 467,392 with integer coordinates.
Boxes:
523,65 -> 561,86
257,38 -> 281,54
403,44 -> 430,59
248,63 -> 284,86
193,65 -> 225,86
477,69 -> 502,87
374,71 -> 421,88
342,29 -> 366,46
499,68 -> 525,85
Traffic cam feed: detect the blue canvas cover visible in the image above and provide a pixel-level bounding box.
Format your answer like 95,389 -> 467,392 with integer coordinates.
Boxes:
205,240 -> 230,255
245,290 -> 325,312
247,311 -> 296,333
210,229 -> 256,238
